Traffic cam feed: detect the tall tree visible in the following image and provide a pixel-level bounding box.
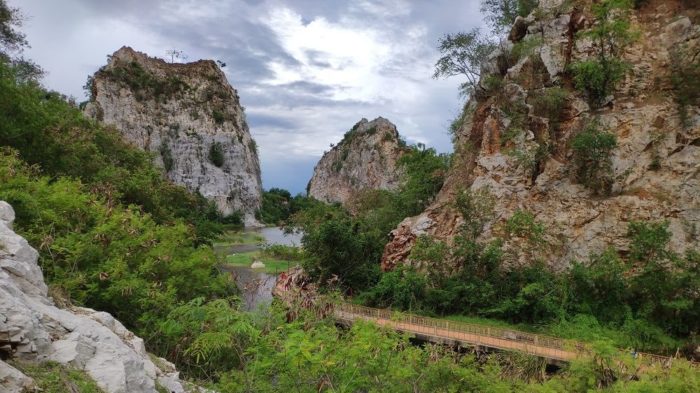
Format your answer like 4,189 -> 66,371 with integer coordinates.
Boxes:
433,28 -> 496,97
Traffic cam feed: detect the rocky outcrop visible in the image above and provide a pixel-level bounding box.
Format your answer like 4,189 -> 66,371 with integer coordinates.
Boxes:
382,0 -> 700,271
308,117 -> 408,205
85,46 -> 262,226
0,201 -> 198,393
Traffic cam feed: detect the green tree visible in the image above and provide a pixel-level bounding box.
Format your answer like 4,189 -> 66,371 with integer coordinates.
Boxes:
433,28 -> 497,97
481,0 -> 539,34
570,0 -> 636,107
571,122 -> 617,195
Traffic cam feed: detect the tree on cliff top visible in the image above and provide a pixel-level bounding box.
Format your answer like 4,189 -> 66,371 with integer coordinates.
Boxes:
433,28 -> 496,98
0,0 -> 26,54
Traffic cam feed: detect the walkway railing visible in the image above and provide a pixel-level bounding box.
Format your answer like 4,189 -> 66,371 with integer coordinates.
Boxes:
334,303 -> 695,366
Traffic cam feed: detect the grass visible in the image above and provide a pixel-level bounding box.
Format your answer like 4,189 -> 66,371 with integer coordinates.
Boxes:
10,361 -> 104,393
225,250 -> 300,274
442,313 -> 681,353
213,230 -> 265,247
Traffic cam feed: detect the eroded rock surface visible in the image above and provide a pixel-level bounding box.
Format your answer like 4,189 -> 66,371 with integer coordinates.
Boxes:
85,46 -> 262,225
308,117 -> 408,205
0,201 -> 197,393
382,1 -> 700,271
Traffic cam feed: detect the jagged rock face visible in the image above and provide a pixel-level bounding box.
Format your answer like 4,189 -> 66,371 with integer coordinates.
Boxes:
308,117 -> 407,205
0,201 -> 197,393
382,0 -> 700,271
85,46 -> 262,226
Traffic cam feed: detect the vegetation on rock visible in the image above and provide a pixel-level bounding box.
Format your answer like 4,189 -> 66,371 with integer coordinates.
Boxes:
571,121 -> 617,195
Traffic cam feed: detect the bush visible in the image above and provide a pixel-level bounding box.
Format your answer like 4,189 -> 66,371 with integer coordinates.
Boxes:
481,0 -> 539,34
532,86 -> 568,130
0,149 -> 235,344
571,122 -> 617,195
208,142 -> 225,167
505,209 -> 545,244
570,0 -> 636,107
212,109 -> 225,124
159,141 -> 174,171
570,59 -> 627,107
670,44 -> 700,127
100,60 -> 187,102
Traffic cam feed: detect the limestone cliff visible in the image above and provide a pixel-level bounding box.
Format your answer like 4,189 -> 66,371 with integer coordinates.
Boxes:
84,46 -> 262,226
383,0 -> 700,270
308,117 -> 408,205
0,201 -> 200,393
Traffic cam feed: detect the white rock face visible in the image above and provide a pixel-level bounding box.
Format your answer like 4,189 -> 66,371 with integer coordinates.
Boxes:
0,202 -> 196,393
308,117 -> 407,205
382,4 -> 700,270
84,46 -> 262,226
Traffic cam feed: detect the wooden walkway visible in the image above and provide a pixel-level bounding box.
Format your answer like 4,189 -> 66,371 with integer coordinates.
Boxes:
334,303 -> 679,365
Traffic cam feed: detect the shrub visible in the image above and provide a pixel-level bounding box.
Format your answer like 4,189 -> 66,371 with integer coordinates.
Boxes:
509,36 -> 542,65
208,142 -> 225,167
159,141 -> 174,171
571,122 -> 617,195
100,60 -> 187,102
532,87 -> 568,130
212,109 -> 225,124
505,209 -> 545,244
481,0 -> 539,34
570,59 -> 627,107
454,188 -> 495,240
570,0 -> 636,107
670,44 -> 700,127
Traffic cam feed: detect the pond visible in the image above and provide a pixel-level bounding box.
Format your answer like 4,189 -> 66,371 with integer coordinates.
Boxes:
217,227 -> 303,311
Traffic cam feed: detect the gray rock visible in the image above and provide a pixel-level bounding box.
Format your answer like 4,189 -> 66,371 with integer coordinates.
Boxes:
308,117 -> 407,206
0,361 -> 35,393
84,47 -> 263,226
0,202 -> 200,393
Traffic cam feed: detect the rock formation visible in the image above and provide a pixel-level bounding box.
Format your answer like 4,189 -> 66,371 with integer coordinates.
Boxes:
0,201 -> 198,393
308,117 -> 408,205
382,0 -> 700,270
84,46 -> 262,226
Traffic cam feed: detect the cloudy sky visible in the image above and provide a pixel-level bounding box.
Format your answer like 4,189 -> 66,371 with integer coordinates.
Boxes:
11,0 -> 485,194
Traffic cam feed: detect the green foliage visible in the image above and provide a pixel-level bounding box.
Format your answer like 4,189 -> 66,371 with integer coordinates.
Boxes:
410,235 -> 450,267
0,150 -> 235,337
670,44 -> 700,127
454,187 -> 496,240
10,361 -> 104,393
293,144 -> 449,290
397,144 -> 451,216
0,0 -> 27,53
570,0 -> 636,107
357,266 -> 428,310
570,59 -> 627,107
300,211 -> 381,290
482,74 -> 505,96
0,59 -> 230,243
480,0 -> 539,34
505,209 -> 545,244
159,141 -> 174,171
433,28 -> 497,97
155,297 -> 257,379
208,142 -> 225,167
532,87 -> 568,131
212,109 -> 225,124
571,122 -> 617,195
509,36 -> 543,65
256,188 -> 315,225
100,60 -> 188,102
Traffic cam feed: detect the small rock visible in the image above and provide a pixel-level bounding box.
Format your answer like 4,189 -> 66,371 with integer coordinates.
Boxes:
251,260 -> 266,269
